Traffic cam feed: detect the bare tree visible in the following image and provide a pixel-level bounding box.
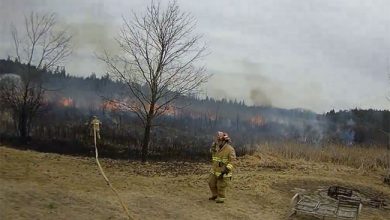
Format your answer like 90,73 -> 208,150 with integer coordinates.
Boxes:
101,1 -> 209,161
0,12 -> 71,140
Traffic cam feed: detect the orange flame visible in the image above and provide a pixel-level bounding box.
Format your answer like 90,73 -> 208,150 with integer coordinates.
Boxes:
249,115 -> 265,127
162,105 -> 176,116
102,100 -> 177,116
147,103 -> 177,116
59,97 -> 73,107
102,100 -> 121,111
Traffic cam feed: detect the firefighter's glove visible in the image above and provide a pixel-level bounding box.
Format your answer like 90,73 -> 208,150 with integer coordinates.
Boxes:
221,166 -> 229,175
218,167 -> 228,179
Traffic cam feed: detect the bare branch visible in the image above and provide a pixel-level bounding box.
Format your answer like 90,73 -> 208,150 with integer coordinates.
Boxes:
100,1 -> 209,161
11,26 -> 21,62
12,12 -> 72,70
1,11 -> 72,139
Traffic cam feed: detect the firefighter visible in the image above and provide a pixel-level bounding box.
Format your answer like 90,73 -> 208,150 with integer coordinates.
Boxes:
208,131 -> 237,203
90,116 -> 102,139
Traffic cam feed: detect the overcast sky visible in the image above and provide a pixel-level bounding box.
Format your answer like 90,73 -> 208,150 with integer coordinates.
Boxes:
0,0 -> 389,113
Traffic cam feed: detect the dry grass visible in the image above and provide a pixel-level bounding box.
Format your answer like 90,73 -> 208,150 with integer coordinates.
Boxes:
254,142 -> 390,171
1,145 -> 390,220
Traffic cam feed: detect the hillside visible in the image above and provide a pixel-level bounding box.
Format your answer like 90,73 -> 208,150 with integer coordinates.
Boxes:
1,145 -> 389,220
1,58 -> 389,162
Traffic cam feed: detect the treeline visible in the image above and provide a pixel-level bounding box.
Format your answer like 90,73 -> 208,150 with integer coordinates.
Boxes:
0,59 -> 389,160
325,109 -> 389,145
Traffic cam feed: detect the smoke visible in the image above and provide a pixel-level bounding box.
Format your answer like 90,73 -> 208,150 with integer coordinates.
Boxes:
0,0 -> 121,76
206,60 -> 287,108
249,88 -> 272,106
66,17 -> 119,54
208,88 -> 229,100
243,70 -> 284,107
64,18 -> 120,75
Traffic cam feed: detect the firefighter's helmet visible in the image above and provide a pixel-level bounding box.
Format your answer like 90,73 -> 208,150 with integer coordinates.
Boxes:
217,131 -> 231,142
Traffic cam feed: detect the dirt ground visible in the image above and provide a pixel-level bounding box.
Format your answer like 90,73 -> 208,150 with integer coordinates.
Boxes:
0,145 -> 389,220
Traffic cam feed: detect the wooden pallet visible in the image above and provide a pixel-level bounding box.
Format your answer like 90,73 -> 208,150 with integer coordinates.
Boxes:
290,194 -> 362,219
328,186 -> 353,199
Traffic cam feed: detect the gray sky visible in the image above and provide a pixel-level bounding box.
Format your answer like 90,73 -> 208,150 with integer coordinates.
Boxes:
0,0 -> 389,113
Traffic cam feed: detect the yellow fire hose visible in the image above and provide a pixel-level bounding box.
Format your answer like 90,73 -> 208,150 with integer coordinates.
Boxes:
93,126 -> 134,220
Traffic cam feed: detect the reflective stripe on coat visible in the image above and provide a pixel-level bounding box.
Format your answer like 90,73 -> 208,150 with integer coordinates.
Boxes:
210,143 -> 236,178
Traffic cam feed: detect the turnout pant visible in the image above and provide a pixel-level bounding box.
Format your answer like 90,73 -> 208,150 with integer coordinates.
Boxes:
208,173 -> 230,200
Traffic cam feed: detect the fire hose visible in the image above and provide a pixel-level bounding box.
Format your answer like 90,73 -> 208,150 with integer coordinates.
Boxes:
93,126 -> 134,220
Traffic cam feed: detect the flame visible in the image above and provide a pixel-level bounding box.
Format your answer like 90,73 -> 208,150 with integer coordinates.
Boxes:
102,100 -> 177,116
249,115 -> 265,126
102,100 -> 121,111
160,104 -> 176,116
146,103 -> 177,116
59,97 -> 73,107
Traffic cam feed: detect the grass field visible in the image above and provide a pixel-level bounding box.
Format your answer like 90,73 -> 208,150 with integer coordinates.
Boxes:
1,145 -> 389,219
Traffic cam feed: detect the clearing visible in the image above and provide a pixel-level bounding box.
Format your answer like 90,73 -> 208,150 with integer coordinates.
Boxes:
0,145 -> 389,219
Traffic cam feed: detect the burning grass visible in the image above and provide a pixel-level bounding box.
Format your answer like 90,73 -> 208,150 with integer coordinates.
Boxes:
253,142 -> 390,171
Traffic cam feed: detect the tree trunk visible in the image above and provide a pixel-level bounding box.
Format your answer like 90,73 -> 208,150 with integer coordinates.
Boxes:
141,100 -> 156,162
141,116 -> 152,162
18,110 -> 28,142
